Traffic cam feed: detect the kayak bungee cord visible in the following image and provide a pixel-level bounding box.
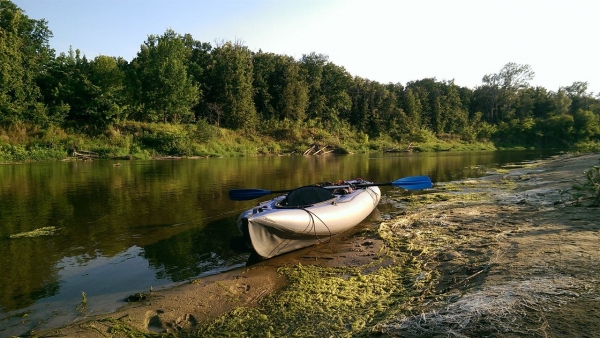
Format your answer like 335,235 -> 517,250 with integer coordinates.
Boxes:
265,207 -> 333,258
300,208 -> 332,244
365,186 -> 380,206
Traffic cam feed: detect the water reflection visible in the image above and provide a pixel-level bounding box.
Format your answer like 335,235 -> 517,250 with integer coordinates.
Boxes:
0,150 -> 557,335
142,216 -> 248,282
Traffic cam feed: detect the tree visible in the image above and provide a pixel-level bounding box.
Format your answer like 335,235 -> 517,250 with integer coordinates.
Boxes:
347,79 -> 391,137
562,81 -> 594,115
40,49 -> 129,132
405,79 -> 437,131
131,29 -> 199,123
478,63 -> 535,123
512,87 -> 535,120
300,53 -> 328,121
183,35 -> 212,122
573,110 -> 600,142
252,51 -> 277,121
538,114 -> 574,147
402,88 -> 422,134
40,48 -> 92,128
320,62 -> 352,126
530,87 -> 554,119
548,89 -> 572,116
252,51 -> 308,122
204,41 -> 257,131
0,0 -> 53,125
441,82 -> 469,135
278,57 -> 308,122
87,55 -> 128,126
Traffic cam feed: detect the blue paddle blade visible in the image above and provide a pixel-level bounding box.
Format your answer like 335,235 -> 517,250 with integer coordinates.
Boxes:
390,176 -> 433,190
229,188 -> 274,201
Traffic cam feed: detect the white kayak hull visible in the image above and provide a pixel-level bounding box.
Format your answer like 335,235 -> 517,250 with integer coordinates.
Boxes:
237,185 -> 381,259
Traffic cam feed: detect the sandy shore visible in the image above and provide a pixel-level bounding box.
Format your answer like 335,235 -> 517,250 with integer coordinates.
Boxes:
34,153 -> 600,337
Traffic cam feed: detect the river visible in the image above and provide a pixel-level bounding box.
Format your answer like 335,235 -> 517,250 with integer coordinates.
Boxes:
0,150 -> 557,335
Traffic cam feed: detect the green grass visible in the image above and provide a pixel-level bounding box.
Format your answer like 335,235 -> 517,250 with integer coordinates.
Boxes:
0,121 -> 522,163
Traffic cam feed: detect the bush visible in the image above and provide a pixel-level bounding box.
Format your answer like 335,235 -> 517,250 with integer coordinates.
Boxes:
411,128 -> 437,143
195,118 -> 221,142
139,129 -> 192,155
584,165 -> 600,206
0,143 -> 67,162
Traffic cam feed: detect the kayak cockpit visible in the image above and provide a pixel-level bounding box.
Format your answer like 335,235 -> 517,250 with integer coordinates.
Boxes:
276,186 -> 337,208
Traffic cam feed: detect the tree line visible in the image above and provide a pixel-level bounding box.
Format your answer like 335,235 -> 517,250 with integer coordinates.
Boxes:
2,0 -> 600,151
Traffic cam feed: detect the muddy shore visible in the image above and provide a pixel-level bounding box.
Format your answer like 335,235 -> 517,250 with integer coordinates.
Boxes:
33,153 -> 600,337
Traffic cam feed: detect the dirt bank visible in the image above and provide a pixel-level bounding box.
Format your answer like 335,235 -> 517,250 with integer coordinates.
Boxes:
34,153 -> 600,337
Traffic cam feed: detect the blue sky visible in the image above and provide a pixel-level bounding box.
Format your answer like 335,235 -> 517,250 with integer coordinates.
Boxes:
13,0 -> 600,94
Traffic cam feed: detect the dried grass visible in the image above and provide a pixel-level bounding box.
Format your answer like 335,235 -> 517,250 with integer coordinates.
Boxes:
375,276 -> 583,337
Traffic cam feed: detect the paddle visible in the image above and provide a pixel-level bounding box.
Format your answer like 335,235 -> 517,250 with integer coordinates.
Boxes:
228,175 -> 433,201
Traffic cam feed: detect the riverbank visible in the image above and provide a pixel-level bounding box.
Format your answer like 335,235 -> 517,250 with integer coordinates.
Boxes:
1,122 -> 501,163
33,153 -> 600,337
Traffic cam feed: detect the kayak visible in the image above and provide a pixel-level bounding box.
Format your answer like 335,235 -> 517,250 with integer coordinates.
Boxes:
236,179 -> 381,259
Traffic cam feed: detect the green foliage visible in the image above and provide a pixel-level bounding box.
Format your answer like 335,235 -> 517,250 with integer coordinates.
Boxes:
121,122 -> 194,156
476,62 -> 535,123
131,29 -> 199,124
411,128 -> 438,143
571,161 -> 600,206
574,141 -> 600,153
301,52 -> 328,121
253,52 -> 308,122
205,41 -> 257,131
195,118 -> 221,142
476,121 -> 497,141
573,110 -> 600,142
493,118 -> 538,147
0,0 -> 52,125
0,143 -> 66,162
583,165 -> 600,206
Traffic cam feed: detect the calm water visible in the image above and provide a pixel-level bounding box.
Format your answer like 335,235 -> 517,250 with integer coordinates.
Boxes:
0,150 -> 556,334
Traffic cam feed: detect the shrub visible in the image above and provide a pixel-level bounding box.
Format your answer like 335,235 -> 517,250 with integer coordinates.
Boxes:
195,118 -> 221,142
584,165 -> 600,206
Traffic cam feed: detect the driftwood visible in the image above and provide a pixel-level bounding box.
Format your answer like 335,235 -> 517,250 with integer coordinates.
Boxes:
303,144 -> 334,155
313,145 -> 328,155
303,144 -> 317,156
385,142 -> 415,153
72,150 -> 99,161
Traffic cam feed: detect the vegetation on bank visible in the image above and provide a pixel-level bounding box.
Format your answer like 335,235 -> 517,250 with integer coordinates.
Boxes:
1,0 -> 600,163
0,120 -> 499,162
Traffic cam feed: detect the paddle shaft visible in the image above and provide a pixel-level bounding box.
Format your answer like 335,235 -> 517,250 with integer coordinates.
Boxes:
228,175 -> 433,201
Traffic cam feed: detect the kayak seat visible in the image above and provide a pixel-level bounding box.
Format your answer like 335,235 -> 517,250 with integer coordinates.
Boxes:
280,186 -> 335,207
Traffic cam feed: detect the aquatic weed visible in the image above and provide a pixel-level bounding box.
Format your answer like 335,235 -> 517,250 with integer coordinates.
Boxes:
9,226 -> 59,239
195,261 -> 436,337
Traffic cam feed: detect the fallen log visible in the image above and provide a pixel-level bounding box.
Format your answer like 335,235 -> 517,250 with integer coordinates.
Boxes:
303,145 -> 316,156
72,150 -> 99,160
313,145 -> 328,155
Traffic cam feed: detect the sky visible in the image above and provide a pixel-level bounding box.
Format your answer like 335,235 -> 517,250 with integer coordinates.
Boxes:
12,0 -> 600,94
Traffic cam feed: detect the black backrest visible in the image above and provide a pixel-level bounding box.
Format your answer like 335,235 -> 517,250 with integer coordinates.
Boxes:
284,186 -> 334,207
